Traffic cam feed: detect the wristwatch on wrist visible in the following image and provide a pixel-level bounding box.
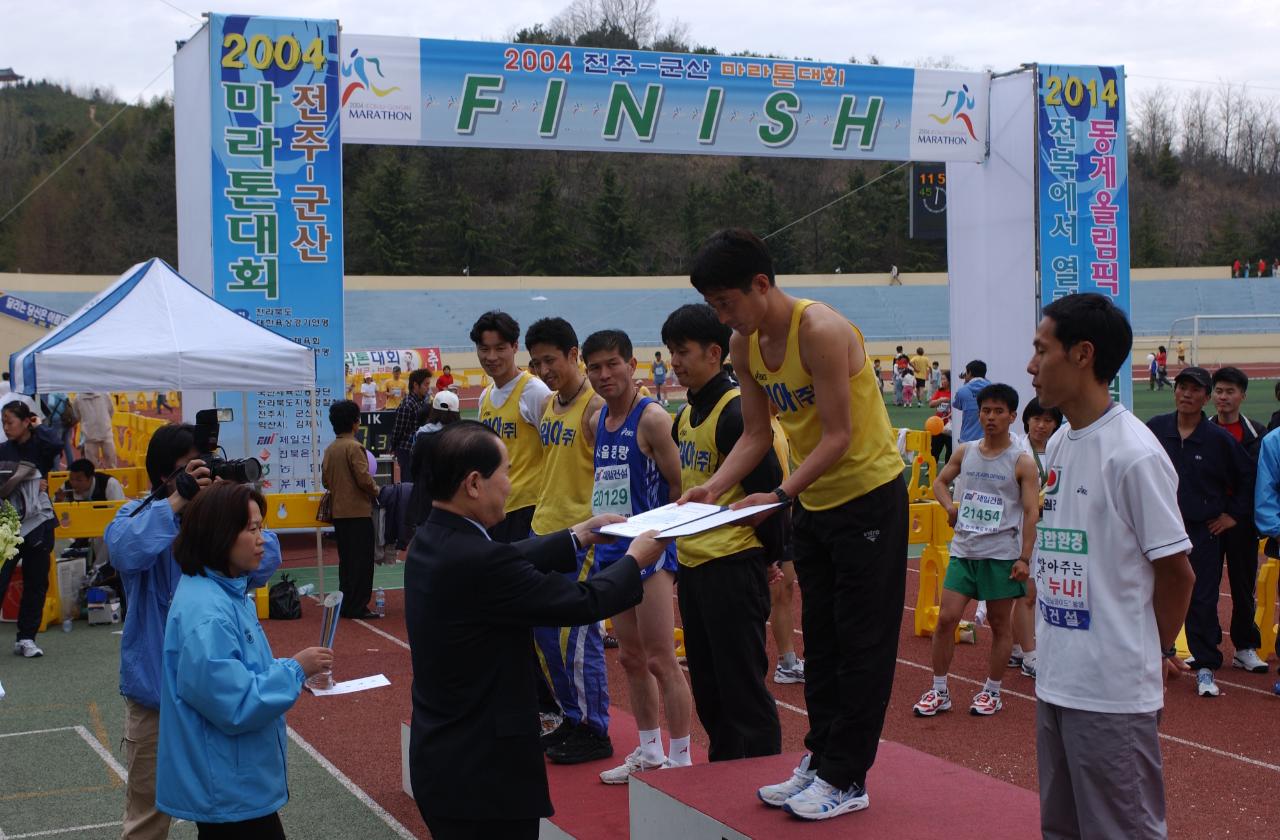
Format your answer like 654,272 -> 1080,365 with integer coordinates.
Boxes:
772,487 -> 791,506
569,529 -> 583,552
1162,645 -> 1178,659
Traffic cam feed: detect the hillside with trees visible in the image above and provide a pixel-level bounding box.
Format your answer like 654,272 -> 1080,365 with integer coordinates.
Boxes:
1,0 -> 1277,277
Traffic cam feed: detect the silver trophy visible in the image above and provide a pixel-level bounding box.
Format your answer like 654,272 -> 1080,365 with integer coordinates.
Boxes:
306,591 -> 343,691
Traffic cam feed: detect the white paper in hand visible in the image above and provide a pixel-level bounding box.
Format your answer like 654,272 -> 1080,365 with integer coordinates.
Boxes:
595,501 -> 782,539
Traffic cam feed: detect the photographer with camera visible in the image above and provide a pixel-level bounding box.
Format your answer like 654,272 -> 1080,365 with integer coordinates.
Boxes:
105,423 -> 281,840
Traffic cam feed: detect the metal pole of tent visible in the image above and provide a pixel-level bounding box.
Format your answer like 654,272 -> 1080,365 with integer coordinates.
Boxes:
241,393 -> 249,460
311,384 -> 324,596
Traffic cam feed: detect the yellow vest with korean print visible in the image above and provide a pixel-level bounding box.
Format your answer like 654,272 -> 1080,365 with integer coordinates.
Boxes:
531,385 -> 597,535
748,299 -> 903,510
479,371 -> 545,513
676,389 -> 762,568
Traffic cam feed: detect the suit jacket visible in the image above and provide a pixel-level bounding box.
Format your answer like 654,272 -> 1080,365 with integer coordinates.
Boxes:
405,508 -> 643,822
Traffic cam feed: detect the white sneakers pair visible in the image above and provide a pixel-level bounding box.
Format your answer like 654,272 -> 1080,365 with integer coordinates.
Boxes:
599,746 -> 682,785
757,754 -> 869,821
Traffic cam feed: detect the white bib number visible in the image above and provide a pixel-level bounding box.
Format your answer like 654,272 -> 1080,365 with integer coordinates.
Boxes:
592,465 -> 631,516
956,490 -> 1004,534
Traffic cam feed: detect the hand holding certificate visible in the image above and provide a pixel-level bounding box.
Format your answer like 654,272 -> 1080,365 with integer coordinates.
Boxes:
594,501 -> 783,539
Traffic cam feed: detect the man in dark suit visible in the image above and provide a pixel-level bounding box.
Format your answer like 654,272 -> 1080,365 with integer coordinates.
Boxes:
405,421 -> 669,839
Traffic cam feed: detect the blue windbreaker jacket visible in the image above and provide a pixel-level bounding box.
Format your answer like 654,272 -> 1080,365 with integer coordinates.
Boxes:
105,499 -> 282,709
155,569 -> 305,823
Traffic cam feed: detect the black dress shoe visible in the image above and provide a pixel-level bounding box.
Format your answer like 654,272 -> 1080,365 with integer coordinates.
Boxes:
541,718 -> 574,750
355,609 -> 381,620
546,724 -> 613,765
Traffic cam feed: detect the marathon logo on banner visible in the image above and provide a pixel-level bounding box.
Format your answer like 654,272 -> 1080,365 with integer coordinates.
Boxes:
0,293 -> 67,329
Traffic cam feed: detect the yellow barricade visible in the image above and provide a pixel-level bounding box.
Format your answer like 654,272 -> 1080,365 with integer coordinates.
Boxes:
913,501 -> 954,638
1253,557 -> 1278,659
902,429 -> 939,503
48,467 -> 151,497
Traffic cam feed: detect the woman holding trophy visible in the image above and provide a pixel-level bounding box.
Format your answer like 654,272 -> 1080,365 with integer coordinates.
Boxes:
154,482 -> 332,838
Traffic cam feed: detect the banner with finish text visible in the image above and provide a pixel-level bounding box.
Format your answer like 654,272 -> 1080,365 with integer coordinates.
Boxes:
340,36 -> 989,162
209,13 -> 343,492
1036,64 -> 1130,407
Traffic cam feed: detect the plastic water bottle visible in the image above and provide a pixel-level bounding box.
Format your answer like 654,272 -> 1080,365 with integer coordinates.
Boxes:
62,619 -> 73,633
374,587 -> 386,618
297,583 -> 315,597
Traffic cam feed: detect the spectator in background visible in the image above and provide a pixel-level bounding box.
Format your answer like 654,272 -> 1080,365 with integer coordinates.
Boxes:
893,346 -> 910,406
406,390 -> 463,531
909,347 -> 930,407
1259,259 -> 1268,278
435,365 -> 455,393
390,369 -> 432,482
106,424 -> 283,840
1146,366 -> 1254,699
321,400 -> 381,620
58,458 -> 125,502
75,391 -> 117,469
1154,346 -> 1171,389
873,359 -> 883,391
0,371 -> 9,398
1176,341 -> 1186,366
156,482 -> 331,838
0,400 -> 61,659
1206,367 -> 1270,673
928,361 -> 942,400
930,372 -> 953,465
1233,258 -> 1242,278
952,360 -> 991,444
42,392 -> 77,469
652,351 -> 669,406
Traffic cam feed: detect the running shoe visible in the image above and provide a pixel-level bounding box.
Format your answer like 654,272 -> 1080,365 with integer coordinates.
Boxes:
912,689 -> 952,717
1007,654 -> 1024,668
599,746 -> 670,784
12,640 -> 42,658
546,724 -> 613,765
969,690 -> 1003,716
1196,668 -> 1220,698
782,777 -> 869,820
1020,660 -> 1037,679
1231,649 -> 1269,674
774,660 -> 806,684
758,754 -> 816,807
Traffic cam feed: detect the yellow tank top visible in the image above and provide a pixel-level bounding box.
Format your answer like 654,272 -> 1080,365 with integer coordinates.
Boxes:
531,386 -> 597,534
748,299 -> 902,510
479,371 -> 545,513
676,389 -> 762,568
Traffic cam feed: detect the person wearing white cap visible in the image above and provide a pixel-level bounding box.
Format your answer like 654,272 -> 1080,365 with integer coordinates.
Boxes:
406,390 -> 463,529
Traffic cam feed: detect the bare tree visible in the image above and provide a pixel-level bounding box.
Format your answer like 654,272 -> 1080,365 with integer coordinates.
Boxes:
1180,87 -> 1212,166
1132,85 -> 1177,157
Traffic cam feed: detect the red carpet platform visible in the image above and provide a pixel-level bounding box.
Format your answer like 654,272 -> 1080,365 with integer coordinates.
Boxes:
628,747 -> 1040,839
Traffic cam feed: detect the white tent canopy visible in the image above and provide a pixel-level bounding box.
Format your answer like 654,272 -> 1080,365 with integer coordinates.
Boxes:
9,258 -> 315,394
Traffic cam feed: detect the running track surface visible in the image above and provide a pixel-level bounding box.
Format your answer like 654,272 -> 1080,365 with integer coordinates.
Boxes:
265,539 -> 1280,839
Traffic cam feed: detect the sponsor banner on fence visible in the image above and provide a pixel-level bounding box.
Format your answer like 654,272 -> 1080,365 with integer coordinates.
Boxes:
209,13 -> 344,492
344,347 -> 442,373
1036,64 -> 1131,407
341,35 -> 989,163
0,293 -> 67,329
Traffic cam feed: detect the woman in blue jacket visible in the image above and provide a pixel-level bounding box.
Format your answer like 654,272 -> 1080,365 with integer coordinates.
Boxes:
156,482 -> 332,838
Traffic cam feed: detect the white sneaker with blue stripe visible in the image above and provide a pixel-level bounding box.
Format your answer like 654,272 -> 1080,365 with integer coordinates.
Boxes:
757,753 -> 816,807
782,775 -> 869,820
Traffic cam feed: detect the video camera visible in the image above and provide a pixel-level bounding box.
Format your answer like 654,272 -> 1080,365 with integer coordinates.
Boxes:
194,408 -> 262,484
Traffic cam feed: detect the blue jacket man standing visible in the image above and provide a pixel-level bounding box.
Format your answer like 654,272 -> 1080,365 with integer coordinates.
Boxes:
952,360 -> 991,444
105,424 -> 281,840
1146,367 -> 1254,699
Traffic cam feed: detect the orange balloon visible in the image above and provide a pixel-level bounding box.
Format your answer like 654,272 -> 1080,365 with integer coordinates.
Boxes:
924,415 -> 944,436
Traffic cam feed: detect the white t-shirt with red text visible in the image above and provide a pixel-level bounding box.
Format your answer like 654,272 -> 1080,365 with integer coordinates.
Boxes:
1035,404 -> 1191,714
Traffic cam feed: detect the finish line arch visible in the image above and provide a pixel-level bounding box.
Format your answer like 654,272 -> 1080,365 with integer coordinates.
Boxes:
174,14 -> 1128,486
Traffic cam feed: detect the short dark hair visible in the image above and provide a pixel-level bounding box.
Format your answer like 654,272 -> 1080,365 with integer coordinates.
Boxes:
582,329 -> 633,364
526,317 -> 579,354
976,383 -> 1019,413
329,399 -> 360,434
429,421 -> 502,501
661,304 -> 730,361
392,365 -> 401,373
68,458 -> 95,477
470,310 -> 520,345
1041,293 -> 1133,384
174,482 -> 266,577
916,347 -> 924,355
690,228 -> 776,294
1212,366 -> 1249,392
409,368 -> 432,390
965,359 -> 987,379
1022,397 -> 1064,432
144,423 -> 197,490
0,400 -> 35,422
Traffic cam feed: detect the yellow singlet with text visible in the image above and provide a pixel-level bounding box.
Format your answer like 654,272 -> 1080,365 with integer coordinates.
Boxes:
479,371 -> 545,513
531,386 -> 597,535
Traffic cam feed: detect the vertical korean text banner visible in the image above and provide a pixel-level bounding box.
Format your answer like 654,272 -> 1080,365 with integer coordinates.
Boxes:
209,14 -> 343,491
1036,64 -> 1130,407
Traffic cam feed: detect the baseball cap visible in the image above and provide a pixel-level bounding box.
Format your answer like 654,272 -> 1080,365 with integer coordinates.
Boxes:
1174,366 -> 1212,391
433,390 -> 460,412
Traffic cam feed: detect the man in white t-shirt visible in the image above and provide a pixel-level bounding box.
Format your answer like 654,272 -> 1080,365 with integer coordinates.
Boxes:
1027,293 -> 1194,840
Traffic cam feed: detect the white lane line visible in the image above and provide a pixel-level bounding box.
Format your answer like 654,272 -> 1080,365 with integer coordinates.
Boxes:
4,822 -> 123,839
890,657 -> 1280,772
0,726 -> 76,739
286,726 -> 417,840
73,725 -> 128,782
354,618 -> 411,651
774,699 -> 808,717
